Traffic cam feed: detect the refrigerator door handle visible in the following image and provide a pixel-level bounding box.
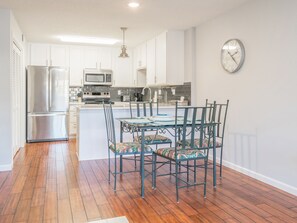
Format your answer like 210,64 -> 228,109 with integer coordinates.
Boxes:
49,70 -> 52,110
28,112 -> 67,117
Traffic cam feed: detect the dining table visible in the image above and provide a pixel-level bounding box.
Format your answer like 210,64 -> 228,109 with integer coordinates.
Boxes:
117,115 -> 218,198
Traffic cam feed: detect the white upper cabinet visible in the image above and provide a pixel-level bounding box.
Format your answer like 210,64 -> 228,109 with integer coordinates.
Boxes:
112,49 -> 133,87
29,43 -> 69,67
147,30 -> 184,86
133,30 -> 185,86
83,47 -> 98,69
134,43 -> 147,69
29,43 -> 50,66
50,44 -> 69,67
98,47 -> 113,70
69,46 -> 84,86
146,38 -> 156,86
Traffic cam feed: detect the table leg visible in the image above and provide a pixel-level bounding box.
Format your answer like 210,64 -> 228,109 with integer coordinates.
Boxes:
120,122 -> 123,173
213,124 -> 217,188
141,129 -> 145,198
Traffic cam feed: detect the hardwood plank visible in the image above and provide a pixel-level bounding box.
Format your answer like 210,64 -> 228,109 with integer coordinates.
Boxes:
31,187 -> 46,207
1,193 -> 21,215
13,199 -> 31,222
28,206 -> 43,223
0,215 -> 14,223
69,188 -> 88,223
58,199 -> 73,223
257,204 -> 297,223
43,192 -> 57,221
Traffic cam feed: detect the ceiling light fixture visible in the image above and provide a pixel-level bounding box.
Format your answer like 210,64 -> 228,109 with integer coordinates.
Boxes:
128,2 -> 140,8
59,36 -> 118,45
119,27 -> 129,58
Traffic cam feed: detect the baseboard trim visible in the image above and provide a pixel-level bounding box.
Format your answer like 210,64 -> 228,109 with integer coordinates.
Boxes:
208,155 -> 297,196
0,164 -> 12,171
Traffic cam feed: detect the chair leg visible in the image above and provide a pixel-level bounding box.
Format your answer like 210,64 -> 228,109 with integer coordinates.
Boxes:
194,160 -> 197,183
114,154 -> 117,191
220,147 -> 223,178
153,154 -> 157,189
175,161 -> 179,202
152,153 -> 155,189
108,149 -> 111,183
204,158 -> 208,198
169,143 -> 172,174
120,155 -> 123,173
134,154 -> 137,170
186,160 -> 189,188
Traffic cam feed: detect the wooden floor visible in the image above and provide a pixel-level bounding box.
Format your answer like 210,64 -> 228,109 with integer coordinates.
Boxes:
0,141 -> 297,223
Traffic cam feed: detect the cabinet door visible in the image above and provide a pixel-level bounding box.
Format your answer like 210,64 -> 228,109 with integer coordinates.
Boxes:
98,47 -> 112,70
140,43 -> 147,68
69,46 -> 84,86
84,47 -> 99,69
113,55 -> 133,87
50,45 -> 69,67
146,38 -> 156,86
155,32 -> 167,85
29,43 -> 49,66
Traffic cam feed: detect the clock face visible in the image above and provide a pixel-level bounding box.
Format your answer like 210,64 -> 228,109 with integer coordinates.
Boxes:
221,39 -> 245,73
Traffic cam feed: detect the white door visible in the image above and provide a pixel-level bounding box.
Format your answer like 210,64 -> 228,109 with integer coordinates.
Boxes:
146,38 -> 156,85
69,46 -> 84,86
113,56 -> 133,87
50,45 -> 69,67
155,32 -> 167,85
29,43 -> 49,66
98,47 -> 112,70
12,43 -> 22,156
84,47 -> 98,69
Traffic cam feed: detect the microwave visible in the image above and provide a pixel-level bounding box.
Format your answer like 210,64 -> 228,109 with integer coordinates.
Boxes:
83,69 -> 113,86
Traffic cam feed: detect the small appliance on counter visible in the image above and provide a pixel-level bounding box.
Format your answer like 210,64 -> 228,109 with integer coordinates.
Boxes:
133,93 -> 143,102
121,95 -> 130,102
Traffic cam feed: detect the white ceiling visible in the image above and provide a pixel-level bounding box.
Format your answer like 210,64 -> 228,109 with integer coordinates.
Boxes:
0,0 -> 250,47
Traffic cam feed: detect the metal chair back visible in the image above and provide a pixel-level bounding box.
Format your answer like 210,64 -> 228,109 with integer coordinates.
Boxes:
174,103 -> 216,160
103,103 -> 116,145
129,101 -> 159,118
205,99 -> 229,139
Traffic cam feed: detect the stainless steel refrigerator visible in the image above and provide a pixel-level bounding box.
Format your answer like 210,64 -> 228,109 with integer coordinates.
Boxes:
27,66 -> 69,142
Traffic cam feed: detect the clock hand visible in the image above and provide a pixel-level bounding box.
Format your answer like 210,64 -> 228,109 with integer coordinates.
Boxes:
228,51 -> 238,65
231,51 -> 239,57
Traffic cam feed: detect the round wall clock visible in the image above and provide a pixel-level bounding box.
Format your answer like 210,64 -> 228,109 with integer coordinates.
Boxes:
221,39 -> 245,73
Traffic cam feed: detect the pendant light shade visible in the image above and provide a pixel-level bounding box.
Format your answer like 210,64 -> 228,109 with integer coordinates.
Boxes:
119,27 -> 129,58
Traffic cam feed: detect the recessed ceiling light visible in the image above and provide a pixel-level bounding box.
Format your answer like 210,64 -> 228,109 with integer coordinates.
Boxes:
128,2 -> 140,8
59,36 -> 119,45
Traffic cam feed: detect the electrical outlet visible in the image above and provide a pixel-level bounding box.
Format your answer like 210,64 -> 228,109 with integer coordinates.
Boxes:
118,90 -> 121,95
158,89 -> 162,95
171,88 -> 176,95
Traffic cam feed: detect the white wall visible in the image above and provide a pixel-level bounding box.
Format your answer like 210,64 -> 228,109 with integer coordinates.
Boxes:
184,27 -> 197,105
0,9 -> 13,170
195,0 -> 297,195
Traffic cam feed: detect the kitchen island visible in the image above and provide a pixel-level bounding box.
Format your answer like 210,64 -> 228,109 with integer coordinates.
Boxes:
75,103 -> 178,161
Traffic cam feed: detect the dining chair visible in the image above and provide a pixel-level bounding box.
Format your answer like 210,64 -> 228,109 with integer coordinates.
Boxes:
152,105 -> 216,202
176,100 -> 229,178
103,102 -> 153,191
129,101 -> 172,170
206,99 -> 229,177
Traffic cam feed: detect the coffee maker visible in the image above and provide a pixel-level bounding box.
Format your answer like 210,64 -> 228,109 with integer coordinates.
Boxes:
134,93 -> 143,102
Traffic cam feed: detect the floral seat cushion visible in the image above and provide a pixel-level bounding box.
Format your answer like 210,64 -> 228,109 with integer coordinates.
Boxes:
134,134 -> 172,144
109,142 -> 153,154
177,138 -> 222,148
155,147 -> 206,160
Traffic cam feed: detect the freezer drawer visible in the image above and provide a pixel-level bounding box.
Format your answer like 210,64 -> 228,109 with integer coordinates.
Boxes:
27,113 -> 69,142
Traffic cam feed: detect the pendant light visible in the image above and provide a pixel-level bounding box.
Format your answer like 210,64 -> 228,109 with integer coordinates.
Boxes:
119,27 -> 129,58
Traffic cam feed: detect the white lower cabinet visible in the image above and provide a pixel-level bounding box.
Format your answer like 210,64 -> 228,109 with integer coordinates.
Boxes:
69,104 -> 83,137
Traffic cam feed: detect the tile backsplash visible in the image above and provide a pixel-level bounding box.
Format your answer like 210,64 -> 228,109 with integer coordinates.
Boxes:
69,82 -> 191,104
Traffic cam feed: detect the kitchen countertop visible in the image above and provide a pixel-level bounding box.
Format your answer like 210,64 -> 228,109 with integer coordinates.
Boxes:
72,101 -> 189,111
